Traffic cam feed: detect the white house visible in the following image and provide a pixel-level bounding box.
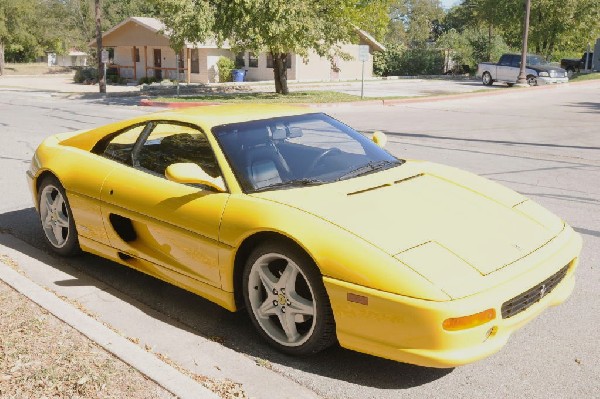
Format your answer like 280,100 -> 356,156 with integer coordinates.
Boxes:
46,50 -> 88,67
96,17 -> 385,84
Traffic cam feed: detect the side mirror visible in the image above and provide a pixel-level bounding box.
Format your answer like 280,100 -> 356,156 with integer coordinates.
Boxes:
165,163 -> 226,192
372,131 -> 387,148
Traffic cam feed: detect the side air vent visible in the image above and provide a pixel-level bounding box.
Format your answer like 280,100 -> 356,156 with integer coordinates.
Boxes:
109,214 -> 137,242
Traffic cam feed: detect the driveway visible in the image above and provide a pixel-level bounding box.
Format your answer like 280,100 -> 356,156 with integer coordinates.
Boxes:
1,81 -> 599,398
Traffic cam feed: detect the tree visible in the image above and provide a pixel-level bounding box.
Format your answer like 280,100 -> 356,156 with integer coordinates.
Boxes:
387,0 -> 445,47
0,0 -> 42,72
444,0 -> 600,61
95,0 -> 106,93
155,0 -> 390,94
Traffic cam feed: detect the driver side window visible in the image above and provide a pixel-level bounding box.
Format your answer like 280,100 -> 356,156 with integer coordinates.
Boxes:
135,123 -> 222,180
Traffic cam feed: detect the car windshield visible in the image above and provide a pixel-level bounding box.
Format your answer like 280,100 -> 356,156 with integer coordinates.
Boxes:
526,55 -> 546,65
212,113 -> 403,193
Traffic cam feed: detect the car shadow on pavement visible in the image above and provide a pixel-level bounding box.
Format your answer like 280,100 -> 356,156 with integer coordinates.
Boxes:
0,207 -> 453,389
565,101 -> 600,114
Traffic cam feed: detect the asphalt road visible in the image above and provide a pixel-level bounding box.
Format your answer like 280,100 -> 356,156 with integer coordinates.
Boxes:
1,82 -> 599,398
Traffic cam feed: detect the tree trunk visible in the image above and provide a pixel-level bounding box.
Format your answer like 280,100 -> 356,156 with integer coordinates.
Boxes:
272,52 -> 289,95
488,24 -> 492,61
0,41 -> 4,76
95,0 -> 106,93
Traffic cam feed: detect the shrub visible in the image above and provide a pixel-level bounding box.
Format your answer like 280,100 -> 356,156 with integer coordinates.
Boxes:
138,76 -> 159,85
217,56 -> 235,82
374,43 -> 444,76
73,67 -> 98,84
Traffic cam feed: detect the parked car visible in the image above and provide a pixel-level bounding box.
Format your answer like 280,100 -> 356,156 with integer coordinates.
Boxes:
561,52 -> 594,77
27,104 -> 581,368
477,53 -> 568,86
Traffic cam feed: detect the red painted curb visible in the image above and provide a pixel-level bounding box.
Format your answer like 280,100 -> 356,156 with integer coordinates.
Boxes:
140,99 -> 220,108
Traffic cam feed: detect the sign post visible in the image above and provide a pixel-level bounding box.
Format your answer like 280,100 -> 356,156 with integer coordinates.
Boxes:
358,45 -> 369,99
101,49 -> 109,94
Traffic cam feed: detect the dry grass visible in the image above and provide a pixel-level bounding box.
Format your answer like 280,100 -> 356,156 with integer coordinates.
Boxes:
0,280 -> 175,399
2,63 -> 73,76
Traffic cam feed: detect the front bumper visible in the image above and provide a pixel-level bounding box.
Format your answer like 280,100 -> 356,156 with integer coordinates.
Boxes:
324,227 -> 581,368
537,76 -> 569,85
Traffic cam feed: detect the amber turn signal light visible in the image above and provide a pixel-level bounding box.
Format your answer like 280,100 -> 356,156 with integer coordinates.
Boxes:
443,309 -> 496,331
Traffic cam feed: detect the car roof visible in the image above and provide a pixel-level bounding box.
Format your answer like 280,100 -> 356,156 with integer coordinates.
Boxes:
155,104 -> 315,129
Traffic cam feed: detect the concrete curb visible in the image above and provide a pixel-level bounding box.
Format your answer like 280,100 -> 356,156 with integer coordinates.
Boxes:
0,258 -> 218,399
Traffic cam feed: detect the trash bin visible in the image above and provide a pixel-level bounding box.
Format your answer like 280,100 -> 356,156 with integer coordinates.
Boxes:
232,69 -> 245,82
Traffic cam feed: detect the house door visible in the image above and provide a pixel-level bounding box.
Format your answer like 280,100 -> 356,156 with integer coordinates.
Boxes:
153,49 -> 162,80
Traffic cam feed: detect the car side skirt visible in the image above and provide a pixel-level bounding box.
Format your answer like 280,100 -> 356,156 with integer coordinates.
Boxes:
78,236 -> 237,312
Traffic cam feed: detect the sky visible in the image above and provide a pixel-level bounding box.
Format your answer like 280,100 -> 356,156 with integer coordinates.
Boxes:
440,0 -> 460,9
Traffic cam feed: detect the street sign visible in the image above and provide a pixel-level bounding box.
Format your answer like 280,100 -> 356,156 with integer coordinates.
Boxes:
101,50 -> 109,64
358,45 -> 370,62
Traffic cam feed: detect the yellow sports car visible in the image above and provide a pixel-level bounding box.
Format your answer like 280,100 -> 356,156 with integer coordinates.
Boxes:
27,104 -> 581,367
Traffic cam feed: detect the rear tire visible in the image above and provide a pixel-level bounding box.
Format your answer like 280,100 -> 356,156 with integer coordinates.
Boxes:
482,72 -> 493,86
243,240 -> 336,356
37,176 -> 81,256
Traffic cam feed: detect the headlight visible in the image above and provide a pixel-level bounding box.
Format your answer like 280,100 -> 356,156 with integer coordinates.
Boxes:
539,71 -> 549,77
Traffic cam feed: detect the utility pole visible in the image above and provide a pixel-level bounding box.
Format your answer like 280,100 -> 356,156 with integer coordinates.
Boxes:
95,0 -> 106,94
516,0 -> 531,86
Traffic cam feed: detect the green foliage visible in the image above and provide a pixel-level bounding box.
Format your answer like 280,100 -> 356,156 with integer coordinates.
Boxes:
154,0 -> 390,93
437,27 -> 509,71
216,56 -> 235,83
0,0 -> 158,71
373,43 -> 406,76
388,0 -> 445,46
442,0 -> 600,60
138,76 -> 159,85
73,67 -> 98,83
374,43 -> 444,76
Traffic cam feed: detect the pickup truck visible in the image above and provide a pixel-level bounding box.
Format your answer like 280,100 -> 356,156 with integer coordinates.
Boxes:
477,53 -> 568,87
560,52 -> 593,77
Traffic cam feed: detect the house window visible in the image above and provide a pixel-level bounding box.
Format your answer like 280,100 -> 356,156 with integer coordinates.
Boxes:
248,52 -> 258,68
235,52 -> 245,68
134,48 -> 140,63
266,53 -> 292,69
178,50 -> 184,72
191,49 -> 199,74
107,48 -> 115,64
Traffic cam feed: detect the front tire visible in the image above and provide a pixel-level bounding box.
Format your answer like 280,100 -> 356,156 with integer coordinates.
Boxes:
243,240 -> 336,355
37,176 -> 81,256
527,75 -> 538,86
482,72 -> 493,86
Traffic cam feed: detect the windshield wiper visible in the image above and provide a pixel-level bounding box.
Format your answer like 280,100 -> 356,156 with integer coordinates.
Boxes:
253,178 -> 326,192
337,160 -> 400,181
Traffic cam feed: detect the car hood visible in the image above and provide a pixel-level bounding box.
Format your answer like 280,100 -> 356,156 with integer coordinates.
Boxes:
253,161 -> 563,280
528,64 -> 566,73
